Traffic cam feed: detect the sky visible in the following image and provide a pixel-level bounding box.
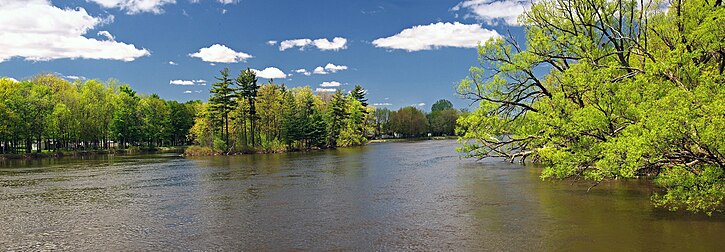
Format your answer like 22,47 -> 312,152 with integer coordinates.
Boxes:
0,0 -> 530,111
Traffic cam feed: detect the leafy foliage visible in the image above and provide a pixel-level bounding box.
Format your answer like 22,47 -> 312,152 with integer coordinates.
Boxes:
457,0 -> 725,214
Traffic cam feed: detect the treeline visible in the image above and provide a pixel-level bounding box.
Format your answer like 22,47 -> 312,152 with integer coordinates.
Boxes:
373,99 -> 462,138
0,75 -> 196,154
188,68 -> 464,154
457,0 -> 724,213
187,68 -> 373,154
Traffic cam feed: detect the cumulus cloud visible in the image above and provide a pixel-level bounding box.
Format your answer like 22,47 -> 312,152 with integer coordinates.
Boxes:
313,66 -> 327,75
320,81 -> 341,87
417,103 -> 426,107
295,69 -> 311,76
312,63 -> 348,74
251,67 -> 287,79
3,77 -> 19,82
373,102 -> 392,106
0,0 -> 150,62
183,90 -> 193,94
218,0 -> 238,4
279,37 -> 347,51
315,88 -> 337,93
189,44 -> 252,63
372,22 -> 500,52
451,0 -> 530,26
87,0 -> 176,15
168,61 -> 178,65
266,40 -> 277,46
323,63 -> 347,73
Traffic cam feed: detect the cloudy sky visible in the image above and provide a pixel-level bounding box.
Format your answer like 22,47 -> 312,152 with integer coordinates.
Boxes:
0,0 -> 529,110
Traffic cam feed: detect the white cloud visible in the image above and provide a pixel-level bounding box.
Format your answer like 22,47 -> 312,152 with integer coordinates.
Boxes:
266,40 -> 277,46
97,30 -> 115,41
3,77 -> 19,82
171,79 -> 206,85
320,81 -> 341,87
451,0 -> 530,26
251,67 -> 286,79
294,69 -> 311,76
313,66 -> 327,75
373,102 -> 392,106
372,22 -> 500,52
315,88 -> 337,93
170,79 -> 194,85
168,60 -> 178,65
311,63 -> 348,74
218,0 -> 238,4
189,44 -> 252,63
279,37 -> 347,51
64,75 -> 85,80
313,37 -> 348,51
87,0 -> 176,15
323,63 -> 347,73
279,39 -> 312,51
0,0 -> 150,62
183,90 -> 192,94
417,103 -> 426,107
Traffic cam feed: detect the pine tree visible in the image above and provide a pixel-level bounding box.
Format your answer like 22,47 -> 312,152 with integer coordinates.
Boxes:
209,68 -> 235,150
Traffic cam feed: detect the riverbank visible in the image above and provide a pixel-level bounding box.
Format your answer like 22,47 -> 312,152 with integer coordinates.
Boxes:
0,146 -> 187,161
368,136 -> 458,143
183,136 -> 459,157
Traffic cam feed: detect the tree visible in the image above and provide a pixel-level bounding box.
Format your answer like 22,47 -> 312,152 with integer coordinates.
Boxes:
235,68 -> 259,148
209,68 -> 235,150
326,90 -> 347,148
429,108 -> 458,136
110,85 -> 140,148
456,0 -> 725,214
431,99 -> 453,112
389,107 -> 429,137
373,107 -> 391,137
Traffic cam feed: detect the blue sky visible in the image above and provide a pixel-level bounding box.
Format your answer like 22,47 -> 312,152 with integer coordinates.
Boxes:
0,0 -> 529,110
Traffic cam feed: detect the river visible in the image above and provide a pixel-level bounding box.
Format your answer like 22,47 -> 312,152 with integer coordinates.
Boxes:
1,140 -> 724,251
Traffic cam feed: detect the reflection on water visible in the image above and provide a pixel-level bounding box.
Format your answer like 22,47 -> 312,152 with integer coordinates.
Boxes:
1,140 -> 724,250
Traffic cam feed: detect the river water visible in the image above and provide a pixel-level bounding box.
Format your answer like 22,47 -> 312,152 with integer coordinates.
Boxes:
1,140 -> 724,251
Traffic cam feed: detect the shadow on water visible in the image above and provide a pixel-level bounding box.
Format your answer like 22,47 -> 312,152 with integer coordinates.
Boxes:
1,140 -> 724,250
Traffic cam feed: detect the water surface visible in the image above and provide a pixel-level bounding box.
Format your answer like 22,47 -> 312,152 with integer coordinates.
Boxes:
1,140 -> 724,250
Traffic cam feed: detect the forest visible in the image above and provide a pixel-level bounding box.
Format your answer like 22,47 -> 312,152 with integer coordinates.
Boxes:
185,68 -> 462,154
0,75 -> 197,155
0,70 -> 460,156
456,0 -> 724,213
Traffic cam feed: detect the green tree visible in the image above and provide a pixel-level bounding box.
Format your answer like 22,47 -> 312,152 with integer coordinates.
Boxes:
457,0 -> 725,214
431,99 -> 453,112
235,68 -> 260,148
326,90 -> 347,148
209,68 -> 235,150
390,106 -> 429,137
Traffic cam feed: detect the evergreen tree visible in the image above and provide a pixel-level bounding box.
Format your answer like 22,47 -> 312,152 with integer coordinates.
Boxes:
209,68 -> 235,150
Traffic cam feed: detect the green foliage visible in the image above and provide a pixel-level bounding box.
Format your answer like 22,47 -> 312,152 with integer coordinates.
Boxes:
457,0 -> 725,213
431,99 -> 453,112
390,107 -> 429,137
0,74 -> 192,154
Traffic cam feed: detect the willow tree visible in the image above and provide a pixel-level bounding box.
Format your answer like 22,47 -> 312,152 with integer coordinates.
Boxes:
457,0 -> 724,213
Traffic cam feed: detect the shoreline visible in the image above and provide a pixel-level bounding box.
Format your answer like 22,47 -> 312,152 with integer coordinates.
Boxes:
0,137 -> 460,160
0,146 -> 187,161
